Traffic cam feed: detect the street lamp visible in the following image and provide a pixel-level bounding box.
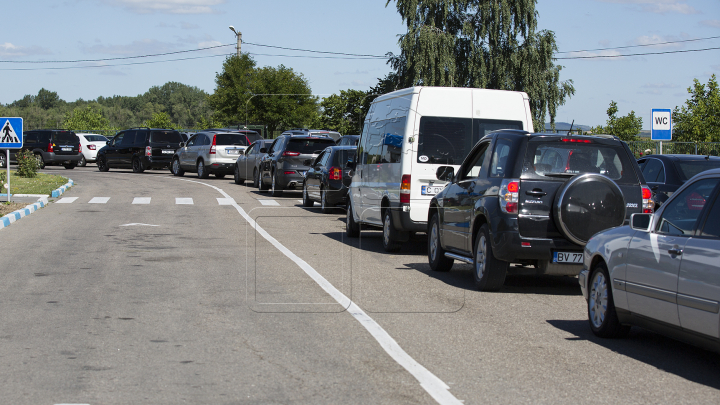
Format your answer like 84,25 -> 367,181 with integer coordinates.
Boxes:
229,25 -> 241,57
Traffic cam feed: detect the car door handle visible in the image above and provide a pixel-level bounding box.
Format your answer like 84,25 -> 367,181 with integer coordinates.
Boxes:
668,246 -> 683,255
526,190 -> 547,196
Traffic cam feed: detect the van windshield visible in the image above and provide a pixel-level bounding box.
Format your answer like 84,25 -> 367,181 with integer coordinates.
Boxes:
417,117 -> 523,165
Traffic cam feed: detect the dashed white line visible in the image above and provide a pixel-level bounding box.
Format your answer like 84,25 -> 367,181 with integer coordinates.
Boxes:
258,199 -> 280,206
56,197 -> 79,204
175,198 -> 194,205
217,198 -> 234,205
88,197 -> 110,204
132,197 -> 151,204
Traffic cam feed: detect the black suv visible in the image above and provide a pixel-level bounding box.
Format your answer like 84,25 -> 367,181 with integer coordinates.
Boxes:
259,134 -> 337,196
1,129 -> 82,169
97,128 -> 184,173
427,130 -> 653,291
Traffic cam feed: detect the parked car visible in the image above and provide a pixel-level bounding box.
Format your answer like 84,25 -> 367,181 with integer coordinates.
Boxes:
336,135 -> 360,146
426,130 -> 652,291
0,129 -> 82,169
259,134 -> 337,196
204,128 -> 262,144
302,146 -> 357,213
234,139 -> 273,186
346,86 -> 535,252
171,131 -> 248,179
281,128 -> 341,142
76,133 -> 109,167
97,128 -> 184,173
580,168 -> 720,352
637,154 -> 720,208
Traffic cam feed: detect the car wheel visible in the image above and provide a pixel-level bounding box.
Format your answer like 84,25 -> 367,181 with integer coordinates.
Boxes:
97,155 -> 109,172
253,168 -> 260,188
35,154 -> 45,169
589,262 -> 630,338
172,158 -> 184,177
382,209 -> 401,252
63,162 -> 76,169
346,200 -> 360,238
320,188 -> 334,214
270,171 -> 282,197
473,224 -> 508,291
234,165 -> 244,185
78,155 -> 87,167
197,160 -> 209,179
215,173 -> 226,179
0,153 -> 5,168
302,182 -> 314,207
428,213 -> 453,272
132,157 -> 144,173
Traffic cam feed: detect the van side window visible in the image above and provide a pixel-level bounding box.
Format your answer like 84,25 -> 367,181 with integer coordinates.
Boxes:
120,130 -> 137,146
366,121 -> 383,164
381,117 -> 405,164
112,132 -> 125,146
358,124 -> 369,164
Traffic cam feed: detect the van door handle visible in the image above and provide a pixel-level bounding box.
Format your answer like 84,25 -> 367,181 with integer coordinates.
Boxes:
526,190 -> 546,196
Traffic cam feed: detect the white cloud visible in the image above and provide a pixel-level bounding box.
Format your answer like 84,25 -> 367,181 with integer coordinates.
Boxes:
565,49 -> 625,59
595,0 -> 698,14
633,34 -> 688,50
79,39 -> 178,56
103,0 -> 225,14
700,20 -> 720,29
0,42 -> 52,58
181,21 -> 201,29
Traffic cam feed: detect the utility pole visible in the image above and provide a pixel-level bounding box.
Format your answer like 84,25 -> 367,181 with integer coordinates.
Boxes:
229,26 -> 242,57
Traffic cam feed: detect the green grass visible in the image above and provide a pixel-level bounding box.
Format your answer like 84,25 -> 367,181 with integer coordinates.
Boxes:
2,171 -> 69,195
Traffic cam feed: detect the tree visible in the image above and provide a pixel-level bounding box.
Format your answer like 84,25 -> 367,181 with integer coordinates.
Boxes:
62,105 -> 113,131
673,74 -> 720,143
386,0 -> 574,131
143,112 -> 177,129
251,65 -> 319,133
208,54 -> 258,125
318,89 -> 367,134
592,101 -> 642,142
36,88 -> 61,110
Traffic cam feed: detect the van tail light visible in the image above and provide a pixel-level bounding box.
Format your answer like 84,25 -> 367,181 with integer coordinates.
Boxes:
329,167 -> 341,180
500,179 -> 520,214
145,146 -> 152,157
210,135 -> 216,154
283,151 -> 301,156
88,145 -> 96,150
48,143 -> 54,153
641,185 -> 654,213
400,174 -> 411,203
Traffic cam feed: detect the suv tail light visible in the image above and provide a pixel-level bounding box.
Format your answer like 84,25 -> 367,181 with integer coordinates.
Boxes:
641,185 -> 654,213
283,151 -> 301,157
48,143 -> 54,153
400,174 -> 411,203
210,135 -> 216,154
499,179 -> 520,214
145,146 -> 152,157
329,167 -> 341,180
78,144 -> 82,153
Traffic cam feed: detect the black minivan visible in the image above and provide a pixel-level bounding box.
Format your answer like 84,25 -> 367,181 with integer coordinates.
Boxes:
97,128 -> 184,173
0,129 -> 82,169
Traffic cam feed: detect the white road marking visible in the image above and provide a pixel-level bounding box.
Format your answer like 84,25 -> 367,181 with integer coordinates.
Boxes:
217,198 -> 234,205
258,199 -> 280,206
119,223 -> 159,227
175,198 -> 194,205
180,178 -> 463,405
132,197 -> 151,204
297,200 -> 304,204
88,197 -> 110,204
56,197 -> 78,204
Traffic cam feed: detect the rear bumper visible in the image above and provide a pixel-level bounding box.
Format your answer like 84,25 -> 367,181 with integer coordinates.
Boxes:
207,162 -> 235,175
389,202 -> 427,233
43,152 -> 82,164
493,230 -> 583,275
143,156 -> 173,169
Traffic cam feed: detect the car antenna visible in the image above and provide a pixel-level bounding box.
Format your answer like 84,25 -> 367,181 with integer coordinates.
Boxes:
566,120 -> 575,136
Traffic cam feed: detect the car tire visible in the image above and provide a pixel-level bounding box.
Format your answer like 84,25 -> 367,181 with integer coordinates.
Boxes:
215,173 -> 226,179
97,155 -> 109,172
35,154 -> 45,169
234,165 -> 244,185
346,200 -> 360,238
428,213 -> 454,272
302,182 -> 314,207
63,162 -> 76,169
132,157 -> 144,173
270,171 -> 282,197
78,155 -> 87,167
197,160 -> 209,179
172,157 -> 184,177
320,188 -> 334,214
588,262 -> 630,338
253,168 -> 260,188
382,209 -> 401,252
473,224 -> 508,291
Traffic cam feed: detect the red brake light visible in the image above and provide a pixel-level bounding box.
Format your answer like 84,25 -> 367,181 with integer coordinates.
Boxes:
48,143 -> 54,153
329,167 -> 341,180
507,181 -> 519,193
561,138 -> 591,143
145,146 -> 151,157
78,144 -> 82,153
642,187 -> 652,199
400,174 -> 411,203
283,151 -> 301,156
88,144 -> 96,150
210,135 -> 216,154
641,185 -> 654,213
500,179 -> 520,214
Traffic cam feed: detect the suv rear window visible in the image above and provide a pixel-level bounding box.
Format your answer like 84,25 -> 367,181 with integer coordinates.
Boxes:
287,138 -> 336,154
215,133 -> 249,146
150,130 -> 182,143
524,140 -> 636,183
676,160 -> 720,181
84,135 -> 107,142
53,131 -> 78,144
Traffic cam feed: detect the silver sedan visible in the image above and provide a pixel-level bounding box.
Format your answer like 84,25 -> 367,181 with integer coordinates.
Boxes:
580,168 -> 720,352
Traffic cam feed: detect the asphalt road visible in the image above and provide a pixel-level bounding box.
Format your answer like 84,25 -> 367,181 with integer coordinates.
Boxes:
0,164 -> 718,404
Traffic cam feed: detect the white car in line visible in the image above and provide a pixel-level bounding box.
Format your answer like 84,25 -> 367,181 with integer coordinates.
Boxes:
77,133 -> 110,167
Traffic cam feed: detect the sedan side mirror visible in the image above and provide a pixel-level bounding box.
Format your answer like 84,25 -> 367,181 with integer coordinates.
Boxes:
630,213 -> 653,232
436,166 -> 455,182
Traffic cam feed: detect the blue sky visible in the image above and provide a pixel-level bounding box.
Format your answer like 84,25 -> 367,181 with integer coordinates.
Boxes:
1,0 -> 718,129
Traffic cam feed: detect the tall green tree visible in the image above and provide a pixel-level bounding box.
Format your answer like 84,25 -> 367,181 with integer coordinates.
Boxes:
143,112 -> 177,129
62,105 -> 113,131
207,54 -> 258,126
592,101 -> 642,142
318,89 -> 367,134
673,74 -> 720,143
251,65 -> 319,133
386,0 -> 574,131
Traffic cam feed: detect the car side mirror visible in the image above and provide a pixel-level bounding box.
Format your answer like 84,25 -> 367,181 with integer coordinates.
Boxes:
630,213 -> 653,232
260,148 -> 267,153
303,159 -> 312,166
106,141 -> 110,145
436,166 -> 455,182
179,142 -> 185,148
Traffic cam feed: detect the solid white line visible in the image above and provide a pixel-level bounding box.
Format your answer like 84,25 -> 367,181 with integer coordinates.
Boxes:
258,199 -> 280,206
56,197 -> 79,204
175,198 -> 193,205
132,197 -> 151,204
88,197 -> 110,204
181,178 -> 462,405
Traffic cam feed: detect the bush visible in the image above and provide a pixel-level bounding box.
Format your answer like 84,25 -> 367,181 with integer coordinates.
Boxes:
0,171 -> 5,193
16,149 -> 39,178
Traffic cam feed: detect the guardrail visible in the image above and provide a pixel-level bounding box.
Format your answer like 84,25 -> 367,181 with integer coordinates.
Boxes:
628,141 -> 720,157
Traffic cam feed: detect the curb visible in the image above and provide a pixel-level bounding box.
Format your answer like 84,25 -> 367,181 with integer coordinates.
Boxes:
0,178 -> 73,231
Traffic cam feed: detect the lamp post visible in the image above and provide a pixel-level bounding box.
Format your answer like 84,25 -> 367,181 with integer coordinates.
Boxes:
229,26 -> 242,57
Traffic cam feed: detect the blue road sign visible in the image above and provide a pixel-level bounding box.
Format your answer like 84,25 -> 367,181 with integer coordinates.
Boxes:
651,109 -> 672,141
0,118 -> 23,149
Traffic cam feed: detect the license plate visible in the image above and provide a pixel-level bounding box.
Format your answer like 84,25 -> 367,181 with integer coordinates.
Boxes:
553,251 -> 583,263
421,185 -> 443,195
61,147 -> 72,151
162,149 -> 174,154
227,149 -> 240,155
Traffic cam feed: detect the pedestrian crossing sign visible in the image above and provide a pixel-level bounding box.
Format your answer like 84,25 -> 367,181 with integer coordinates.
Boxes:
0,118 -> 23,149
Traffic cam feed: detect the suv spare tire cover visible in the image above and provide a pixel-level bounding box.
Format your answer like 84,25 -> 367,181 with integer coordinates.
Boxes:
552,173 -> 626,246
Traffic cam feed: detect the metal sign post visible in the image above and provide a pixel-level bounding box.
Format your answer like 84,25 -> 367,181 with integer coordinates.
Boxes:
5,150 -> 9,203
0,117 -> 24,202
